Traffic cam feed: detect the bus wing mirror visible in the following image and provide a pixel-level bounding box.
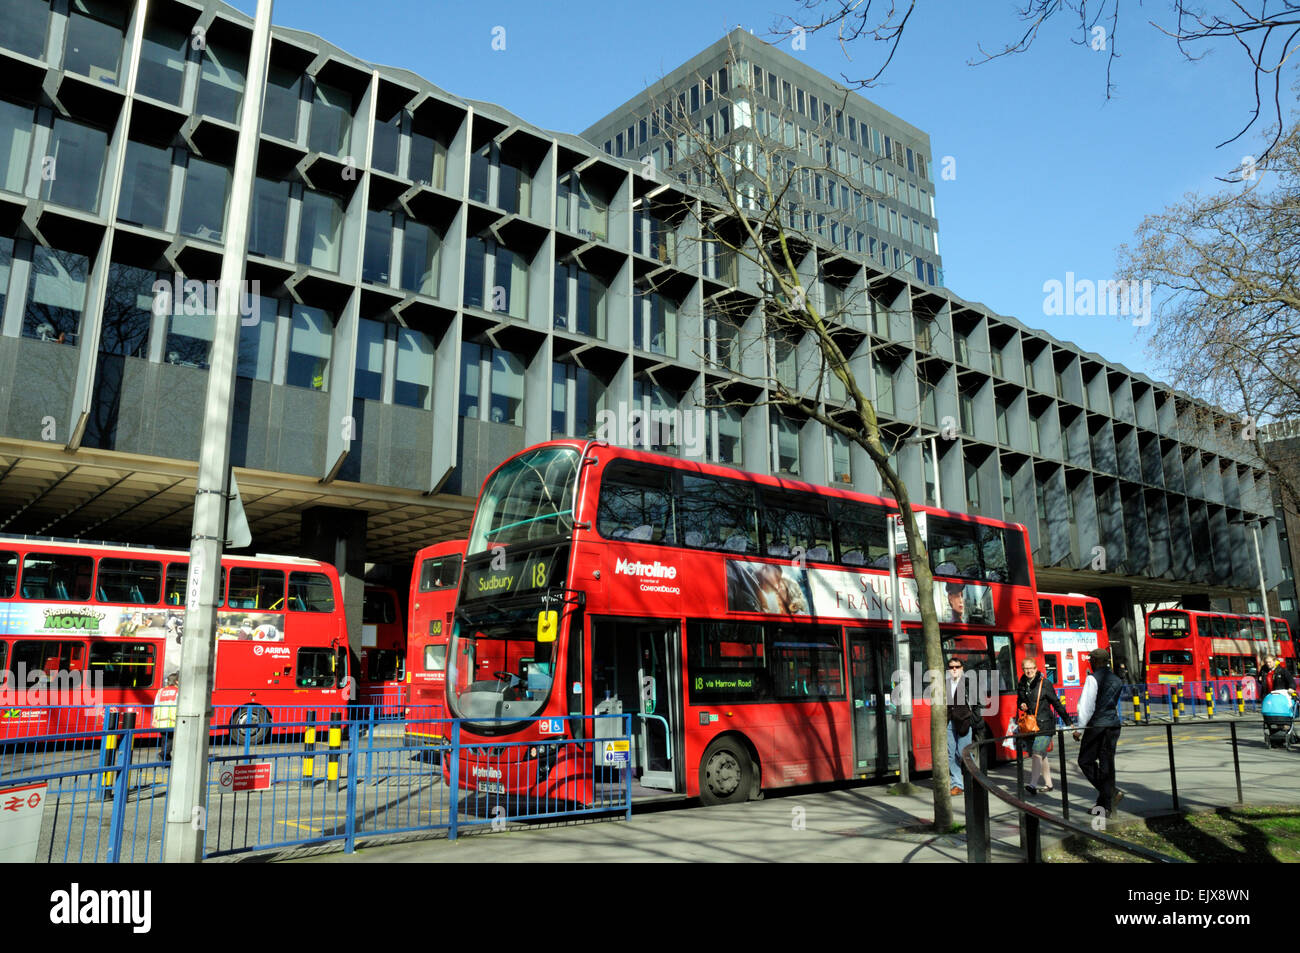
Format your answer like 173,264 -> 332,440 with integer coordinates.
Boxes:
537,610 -> 558,643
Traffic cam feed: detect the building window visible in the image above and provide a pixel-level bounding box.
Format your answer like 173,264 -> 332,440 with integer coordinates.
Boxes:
63,0 -> 125,84
489,348 -> 525,425
99,263 -> 154,358
0,98 -> 34,194
465,238 -> 528,319
262,64 -> 301,141
554,262 -> 607,338
236,295 -> 277,382
400,220 -> 440,296
459,340 -> 480,418
1,0 -> 50,58
43,117 -> 108,212
372,114 -> 400,174
354,317 -> 384,401
468,144 -> 489,203
1001,468 -> 1015,514
286,305 -> 333,391
713,406 -> 742,465
137,13 -> 186,105
248,177 -> 289,259
0,236 -> 12,318
635,288 -> 677,357
874,361 -> 895,417
463,238 -> 485,310
164,288 -> 214,368
117,140 -> 171,229
23,246 -> 87,344
178,156 -> 229,242
408,127 -> 446,188
297,189 -> 343,272
394,327 -> 433,409
831,431 -> 852,483
362,209 -> 392,284
308,81 -> 352,156
552,362 -> 606,438
556,171 -> 608,242
196,39 -> 246,123
965,459 -> 981,513
773,413 -> 800,475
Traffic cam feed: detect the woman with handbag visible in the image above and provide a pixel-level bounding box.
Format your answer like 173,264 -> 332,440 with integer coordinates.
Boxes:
1017,657 -> 1070,795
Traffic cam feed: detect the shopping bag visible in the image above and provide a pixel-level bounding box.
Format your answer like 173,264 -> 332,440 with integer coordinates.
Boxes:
1002,716 -> 1018,751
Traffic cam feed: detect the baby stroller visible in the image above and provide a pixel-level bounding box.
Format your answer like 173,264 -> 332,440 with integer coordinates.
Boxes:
1260,690 -> 1299,750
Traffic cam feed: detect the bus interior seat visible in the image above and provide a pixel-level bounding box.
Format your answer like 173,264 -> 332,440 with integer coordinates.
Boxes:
870,554 -> 891,568
98,587 -> 108,602
628,525 -> 653,541
724,535 -> 748,553
841,550 -> 864,566
684,531 -> 704,548
610,527 -> 629,538
935,561 -> 958,577
806,546 -> 829,561
131,586 -> 145,603
290,595 -> 306,611
768,543 -> 791,558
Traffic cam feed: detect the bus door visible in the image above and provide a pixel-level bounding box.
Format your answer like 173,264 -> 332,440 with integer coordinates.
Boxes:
591,619 -> 681,792
848,630 -> 899,776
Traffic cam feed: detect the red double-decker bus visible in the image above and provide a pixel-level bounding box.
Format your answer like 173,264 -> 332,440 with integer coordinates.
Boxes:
447,440 -> 1043,806
1036,592 -> 1111,713
1144,608 -> 1295,701
0,538 -> 350,743
356,585 -> 405,714
405,540 -> 464,730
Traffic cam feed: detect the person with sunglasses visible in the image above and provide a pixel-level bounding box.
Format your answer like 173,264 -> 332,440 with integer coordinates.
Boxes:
946,657 -> 978,796
1017,656 -> 1070,795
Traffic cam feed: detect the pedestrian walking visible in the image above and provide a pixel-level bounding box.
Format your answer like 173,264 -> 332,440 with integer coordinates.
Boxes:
1073,647 -> 1125,817
946,656 -> 978,795
1016,657 -> 1070,795
1271,656 -> 1295,692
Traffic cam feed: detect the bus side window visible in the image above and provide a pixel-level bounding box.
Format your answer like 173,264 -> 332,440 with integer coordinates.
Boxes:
1053,604 -> 1067,629
1043,653 -> 1060,685
0,551 -> 17,598
288,572 -> 335,612
1085,603 -> 1103,631
1038,599 -> 1052,628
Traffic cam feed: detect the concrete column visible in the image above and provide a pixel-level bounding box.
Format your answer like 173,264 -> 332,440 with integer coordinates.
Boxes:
1098,587 -> 1139,676
301,505 -> 368,650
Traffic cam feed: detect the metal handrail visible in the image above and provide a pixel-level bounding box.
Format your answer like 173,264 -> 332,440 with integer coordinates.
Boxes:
959,731 -> 1181,864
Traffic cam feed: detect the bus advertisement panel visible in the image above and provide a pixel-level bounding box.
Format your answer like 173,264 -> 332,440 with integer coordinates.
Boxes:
446,440 -> 1042,807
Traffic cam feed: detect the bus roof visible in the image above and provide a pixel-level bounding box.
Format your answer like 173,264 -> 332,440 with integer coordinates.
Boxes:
0,536 -> 330,569
497,439 -> 1030,532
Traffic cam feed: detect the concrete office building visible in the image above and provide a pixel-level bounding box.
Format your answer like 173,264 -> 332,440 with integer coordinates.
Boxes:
584,30 -> 944,289
0,1 -> 1283,663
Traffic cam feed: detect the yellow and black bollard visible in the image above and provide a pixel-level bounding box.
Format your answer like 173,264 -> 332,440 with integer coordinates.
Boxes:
327,712 -> 342,790
303,712 -> 317,779
1177,686 -> 1186,720
1172,686 -> 1181,722
1206,685 -> 1215,720
1132,688 -> 1142,724
1142,687 -> 1151,724
1236,685 -> 1245,716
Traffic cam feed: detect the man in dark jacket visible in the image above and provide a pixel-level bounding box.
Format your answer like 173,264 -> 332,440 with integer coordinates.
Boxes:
947,657 -> 978,795
1271,657 -> 1295,692
1073,647 -> 1125,816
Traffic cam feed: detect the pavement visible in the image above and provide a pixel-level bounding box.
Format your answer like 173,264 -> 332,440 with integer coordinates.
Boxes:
295,714 -> 1299,863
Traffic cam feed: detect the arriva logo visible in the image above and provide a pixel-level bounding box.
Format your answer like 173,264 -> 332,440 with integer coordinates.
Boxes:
614,558 -> 678,580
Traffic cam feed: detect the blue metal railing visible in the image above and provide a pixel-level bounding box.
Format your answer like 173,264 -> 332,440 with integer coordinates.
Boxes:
0,704 -> 634,862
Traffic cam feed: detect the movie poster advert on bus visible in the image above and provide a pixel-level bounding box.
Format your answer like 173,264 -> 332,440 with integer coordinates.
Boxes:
0,602 -> 284,681
1040,630 -> 1098,687
724,559 -> 995,625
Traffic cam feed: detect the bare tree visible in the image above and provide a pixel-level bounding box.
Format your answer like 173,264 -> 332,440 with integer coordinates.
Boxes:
641,51 -> 962,829
1118,116 -> 1300,514
776,1 -> 1300,170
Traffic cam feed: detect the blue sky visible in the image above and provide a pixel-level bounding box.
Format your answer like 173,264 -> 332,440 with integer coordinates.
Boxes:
228,0 -> 1274,384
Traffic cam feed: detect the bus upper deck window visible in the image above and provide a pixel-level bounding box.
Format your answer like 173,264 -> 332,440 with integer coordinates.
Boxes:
288,572 -> 335,612
0,552 -> 16,598
22,553 -> 93,601
1085,603 -> 1103,631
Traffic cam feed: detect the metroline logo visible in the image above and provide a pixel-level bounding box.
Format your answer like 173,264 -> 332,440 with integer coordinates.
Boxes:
614,558 -> 678,580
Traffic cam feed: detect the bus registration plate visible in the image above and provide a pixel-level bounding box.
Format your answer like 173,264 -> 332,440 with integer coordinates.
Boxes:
478,781 -> 505,794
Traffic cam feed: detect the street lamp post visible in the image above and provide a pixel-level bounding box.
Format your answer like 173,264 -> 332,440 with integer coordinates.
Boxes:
1231,516 -> 1276,658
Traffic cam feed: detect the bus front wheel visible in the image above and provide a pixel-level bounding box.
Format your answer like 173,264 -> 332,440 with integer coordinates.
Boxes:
230,706 -> 270,746
699,737 -> 754,806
